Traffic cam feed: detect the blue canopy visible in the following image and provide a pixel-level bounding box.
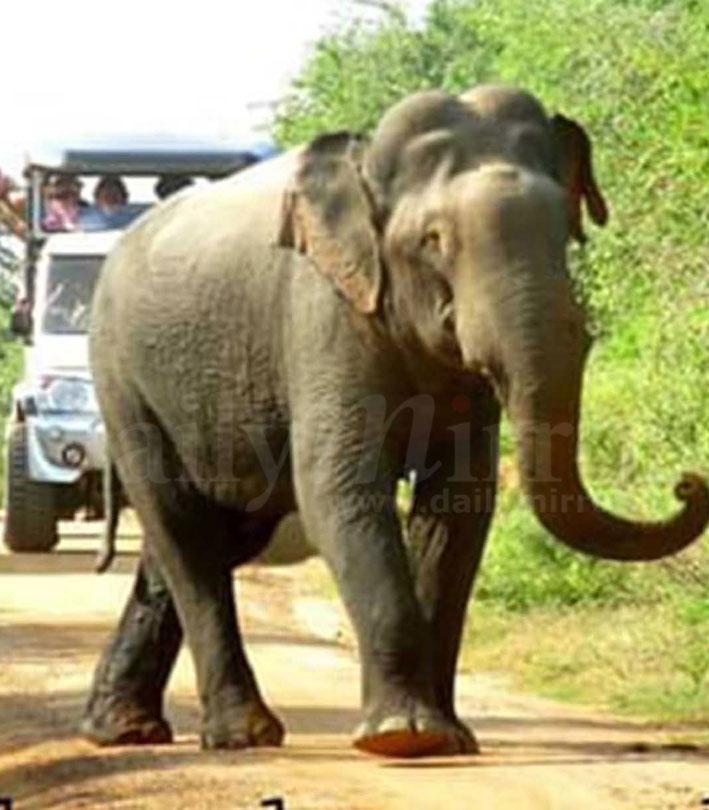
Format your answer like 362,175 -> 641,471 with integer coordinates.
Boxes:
26,135 -> 279,176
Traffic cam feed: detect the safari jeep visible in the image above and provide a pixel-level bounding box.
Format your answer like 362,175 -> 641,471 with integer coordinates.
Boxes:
4,232 -> 115,550
3,138 -> 276,552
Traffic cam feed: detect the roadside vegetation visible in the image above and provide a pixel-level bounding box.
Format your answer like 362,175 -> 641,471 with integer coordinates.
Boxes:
276,0 -> 709,723
0,241 -> 22,486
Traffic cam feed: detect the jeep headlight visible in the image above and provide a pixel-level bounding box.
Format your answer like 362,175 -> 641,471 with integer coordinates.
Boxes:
35,376 -> 99,414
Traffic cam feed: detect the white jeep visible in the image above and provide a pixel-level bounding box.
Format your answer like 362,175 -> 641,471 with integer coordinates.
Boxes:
3,231 -> 118,551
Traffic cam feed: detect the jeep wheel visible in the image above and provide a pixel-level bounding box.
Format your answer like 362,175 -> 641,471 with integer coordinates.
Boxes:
3,424 -> 59,552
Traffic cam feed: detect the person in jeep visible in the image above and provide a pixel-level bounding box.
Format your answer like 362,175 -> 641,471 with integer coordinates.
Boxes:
79,175 -> 134,230
0,170 -> 27,239
42,173 -> 86,231
94,175 -> 129,213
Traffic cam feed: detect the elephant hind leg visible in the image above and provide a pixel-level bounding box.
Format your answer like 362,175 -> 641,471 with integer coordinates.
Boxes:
81,515 -> 289,749
81,550 -> 181,746
103,396 -> 284,750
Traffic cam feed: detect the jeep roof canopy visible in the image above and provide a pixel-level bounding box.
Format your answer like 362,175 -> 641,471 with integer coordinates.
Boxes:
26,135 -> 278,176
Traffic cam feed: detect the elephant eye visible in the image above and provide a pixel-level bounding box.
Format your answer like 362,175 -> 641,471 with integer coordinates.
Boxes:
421,229 -> 442,253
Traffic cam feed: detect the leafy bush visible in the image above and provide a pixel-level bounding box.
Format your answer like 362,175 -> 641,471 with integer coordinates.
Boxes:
0,238 -> 22,486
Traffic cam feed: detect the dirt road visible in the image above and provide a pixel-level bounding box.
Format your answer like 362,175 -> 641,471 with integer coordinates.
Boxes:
1,521 -> 707,809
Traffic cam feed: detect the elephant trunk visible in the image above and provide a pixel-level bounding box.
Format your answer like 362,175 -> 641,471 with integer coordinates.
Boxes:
459,277 -> 709,561
509,374 -> 709,562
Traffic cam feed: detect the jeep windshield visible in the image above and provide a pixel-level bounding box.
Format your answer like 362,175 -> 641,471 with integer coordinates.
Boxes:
41,255 -> 102,335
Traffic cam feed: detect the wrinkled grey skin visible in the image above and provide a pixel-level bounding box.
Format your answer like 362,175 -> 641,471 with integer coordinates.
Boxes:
82,85 -> 708,758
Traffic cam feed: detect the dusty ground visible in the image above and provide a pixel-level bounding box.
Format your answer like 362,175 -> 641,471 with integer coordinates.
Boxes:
0,519 -> 707,809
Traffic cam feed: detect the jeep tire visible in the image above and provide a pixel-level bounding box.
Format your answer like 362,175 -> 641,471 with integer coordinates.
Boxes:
3,424 -> 59,552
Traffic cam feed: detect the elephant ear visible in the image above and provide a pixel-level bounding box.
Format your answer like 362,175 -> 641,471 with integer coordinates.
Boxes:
551,114 -> 609,243
277,132 -> 382,315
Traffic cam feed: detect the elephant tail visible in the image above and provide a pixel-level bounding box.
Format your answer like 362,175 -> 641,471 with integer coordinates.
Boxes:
95,458 -> 121,573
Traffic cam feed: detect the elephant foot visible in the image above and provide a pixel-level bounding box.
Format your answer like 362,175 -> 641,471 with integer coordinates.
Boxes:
439,717 -> 480,755
354,703 -> 466,758
80,700 -> 173,747
200,701 -> 285,750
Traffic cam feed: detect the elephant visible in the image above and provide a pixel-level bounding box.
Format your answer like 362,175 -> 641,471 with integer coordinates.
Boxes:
80,84 -> 708,758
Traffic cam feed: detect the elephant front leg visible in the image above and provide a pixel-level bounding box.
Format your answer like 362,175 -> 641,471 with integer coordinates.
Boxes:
408,415 -> 499,754
80,550 -> 182,746
292,431 -> 461,758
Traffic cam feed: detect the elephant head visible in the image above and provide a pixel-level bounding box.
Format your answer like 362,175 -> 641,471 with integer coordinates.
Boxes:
278,84 -> 709,561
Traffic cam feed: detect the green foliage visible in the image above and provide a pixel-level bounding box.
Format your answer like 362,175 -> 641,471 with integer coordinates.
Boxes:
463,599 -> 709,722
475,488 -> 642,609
274,4 -> 494,144
276,0 -> 709,615
0,239 -> 22,487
